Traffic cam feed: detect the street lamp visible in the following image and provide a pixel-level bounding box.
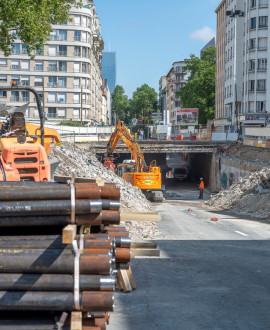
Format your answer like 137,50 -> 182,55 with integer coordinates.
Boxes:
226,9 -> 244,133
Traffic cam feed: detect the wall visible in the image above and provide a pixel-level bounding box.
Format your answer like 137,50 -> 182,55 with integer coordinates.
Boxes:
210,154 -> 263,192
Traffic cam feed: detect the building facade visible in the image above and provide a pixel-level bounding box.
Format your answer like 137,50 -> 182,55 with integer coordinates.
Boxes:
165,61 -> 189,127
215,0 -> 269,132
0,0 -> 106,123
101,52 -> 117,93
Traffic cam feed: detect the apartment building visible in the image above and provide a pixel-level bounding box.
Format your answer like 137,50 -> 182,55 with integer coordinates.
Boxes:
165,61 -> 189,128
216,0 -> 269,132
0,0 -> 106,123
214,0 -> 227,132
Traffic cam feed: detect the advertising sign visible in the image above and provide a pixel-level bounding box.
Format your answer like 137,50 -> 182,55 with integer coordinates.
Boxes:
176,108 -> 198,125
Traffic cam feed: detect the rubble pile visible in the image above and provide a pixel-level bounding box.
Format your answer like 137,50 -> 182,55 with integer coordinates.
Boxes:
207,168 -> 270,220
50,143 -> 160,239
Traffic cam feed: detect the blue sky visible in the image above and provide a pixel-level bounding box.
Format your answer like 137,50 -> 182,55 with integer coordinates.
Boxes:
95,0 -> 220,98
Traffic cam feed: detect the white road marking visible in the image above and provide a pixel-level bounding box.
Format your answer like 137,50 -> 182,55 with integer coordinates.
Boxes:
191,213 -> 196,216
235,231 -> 248,237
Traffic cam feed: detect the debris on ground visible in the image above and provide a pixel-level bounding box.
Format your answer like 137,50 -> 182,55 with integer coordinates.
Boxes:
206,167 -> 270,220
50,142 -> 160,239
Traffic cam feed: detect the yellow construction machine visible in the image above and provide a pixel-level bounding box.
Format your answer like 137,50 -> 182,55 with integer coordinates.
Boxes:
0,84 -> 60,181
104,121 -> 163,202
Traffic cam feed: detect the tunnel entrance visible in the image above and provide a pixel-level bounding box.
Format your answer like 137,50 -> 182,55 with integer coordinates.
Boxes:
97,151 -> 214,201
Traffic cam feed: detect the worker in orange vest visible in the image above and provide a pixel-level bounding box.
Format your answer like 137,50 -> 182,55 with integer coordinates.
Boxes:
198,177 -> 204,199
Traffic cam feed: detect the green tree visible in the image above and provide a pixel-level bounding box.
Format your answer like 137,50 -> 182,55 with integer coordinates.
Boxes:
176,46 -> 216,124
0,0 -> 82,56
130,84 -> 158,123
111,85 -> 129,122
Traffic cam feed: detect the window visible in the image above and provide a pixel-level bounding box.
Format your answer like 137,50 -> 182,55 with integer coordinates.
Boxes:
259,0 -> 268,7
48,92 -> 56,103
74,78 -> 80,88
256,101 -> 266,112
73,93 -> 80,104
81,31 -> 87,43
250,17 -> 257,29
35,76 -> 43,87
249,38 -> 256,49
11,91 -> 19,102
74,15 -> 80,26
48,61 -> 57,71
57,93 -> 66,103
82,62 -> 87,73
50,30 -> 57,40
48,107 -> 57,118
251,0 -> 256,8
21,91 -> 29,102
48,46 -> 57,56
35,46 -> 44,56
257,79 -> 266,91
12,44 -> 20,55
249,80 -> 255,91
21,44 -> 28,55
59,61 -> 67,72
35,61 -> 43,71
82,47 -> 87,58
0,91 -> 7,98
58,77 -> 67,88
0,59 -> 7,66
249,60 -> 255,71
11,60 -> 20,70
259,16 -> 268,28
258,58 -> 267,70
258,37 -> 267,49
82,16 -> 87,27
74,62 -> 80,73
81,78 -> 86,88
58,30 -> 67,41
59,45 -> 67,56
248,101 -> 255,113
58,108 -> 66,118
21,60 -> 29,70
21,76 -> 30,87
74,46 -> 81,57
73,109 -> 80,119
74,30 -> 81,41
48,76 -> 57,87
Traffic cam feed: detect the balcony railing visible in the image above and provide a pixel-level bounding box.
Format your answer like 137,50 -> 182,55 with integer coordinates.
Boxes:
48,113 -> 57,118
35,66 -> 44,71
11,65 -> 20,70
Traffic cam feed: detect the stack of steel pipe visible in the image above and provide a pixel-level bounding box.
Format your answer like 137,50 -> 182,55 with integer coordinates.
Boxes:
0,181 -> 129,329
0,181 -> 121,227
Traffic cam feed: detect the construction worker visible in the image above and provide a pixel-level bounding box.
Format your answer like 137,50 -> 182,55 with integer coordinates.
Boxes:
198,177 -> 204,199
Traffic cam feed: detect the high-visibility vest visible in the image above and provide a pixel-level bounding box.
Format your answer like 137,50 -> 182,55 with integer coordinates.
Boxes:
199,181 -> 204,189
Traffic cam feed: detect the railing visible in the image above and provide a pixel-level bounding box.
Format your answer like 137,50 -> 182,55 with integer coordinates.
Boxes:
11,65 -> 20,70
35,66 -> 44,71
35,82 -> 43,87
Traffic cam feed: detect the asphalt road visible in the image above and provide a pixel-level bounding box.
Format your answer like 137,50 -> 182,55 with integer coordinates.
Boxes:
109,197 -> 270,330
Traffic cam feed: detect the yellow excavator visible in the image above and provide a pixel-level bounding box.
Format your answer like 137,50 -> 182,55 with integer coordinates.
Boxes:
104,121 -> 163,202
0,83 -> 60,181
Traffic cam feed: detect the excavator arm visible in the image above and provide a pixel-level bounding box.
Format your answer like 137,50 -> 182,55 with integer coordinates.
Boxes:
106,121 -> 144,172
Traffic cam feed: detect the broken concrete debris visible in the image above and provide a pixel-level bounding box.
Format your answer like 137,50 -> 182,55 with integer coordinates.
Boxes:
207,167 -> 270,220
50,142 -> 160,239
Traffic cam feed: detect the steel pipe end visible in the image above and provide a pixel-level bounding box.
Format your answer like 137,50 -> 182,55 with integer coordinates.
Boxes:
100,276 -> 116,291
114,237 -> 131,248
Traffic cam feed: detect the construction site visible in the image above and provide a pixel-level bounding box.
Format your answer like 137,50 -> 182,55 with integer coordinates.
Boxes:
0,96 -> 269,329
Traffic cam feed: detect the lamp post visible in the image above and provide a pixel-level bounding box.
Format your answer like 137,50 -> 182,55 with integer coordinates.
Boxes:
226,9 -> 244,133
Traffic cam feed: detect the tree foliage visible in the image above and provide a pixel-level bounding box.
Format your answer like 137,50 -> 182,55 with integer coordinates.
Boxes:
130,84 -> 158,124
111,85 -> 129,121
0,0 -> 82,56
176,46 -> 216,124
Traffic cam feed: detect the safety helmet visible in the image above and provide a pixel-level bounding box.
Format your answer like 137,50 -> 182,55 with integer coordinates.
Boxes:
200,177 -> 203,181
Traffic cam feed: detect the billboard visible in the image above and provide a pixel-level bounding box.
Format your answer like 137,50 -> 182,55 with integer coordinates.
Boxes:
176,108 -> 198,125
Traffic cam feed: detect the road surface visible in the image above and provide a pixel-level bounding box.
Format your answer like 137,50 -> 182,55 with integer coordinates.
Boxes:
109,196 -> 270,330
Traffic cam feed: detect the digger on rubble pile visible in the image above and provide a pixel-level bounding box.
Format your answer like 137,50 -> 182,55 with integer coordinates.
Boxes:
104,121 -> 163,202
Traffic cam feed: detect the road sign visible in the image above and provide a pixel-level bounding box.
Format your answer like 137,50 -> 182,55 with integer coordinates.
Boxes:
132,118 -> 138,125
138,118 -> 143,123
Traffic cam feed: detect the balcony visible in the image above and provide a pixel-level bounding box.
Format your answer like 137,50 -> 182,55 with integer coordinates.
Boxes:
48,82 -> 58,88
35,82 -> 43,87
10,65 -> 20,70
35,66 -> 44,71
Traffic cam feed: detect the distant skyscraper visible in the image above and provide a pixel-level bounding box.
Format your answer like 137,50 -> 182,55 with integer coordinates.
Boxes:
102,52 -> 116,93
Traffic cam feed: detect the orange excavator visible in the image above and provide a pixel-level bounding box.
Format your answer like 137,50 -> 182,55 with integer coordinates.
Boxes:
104,121 -> 163,202
0,84 -> 60,181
